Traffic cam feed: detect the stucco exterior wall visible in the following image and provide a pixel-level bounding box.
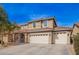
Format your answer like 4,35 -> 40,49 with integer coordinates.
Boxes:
48,19 -> 54,29
27,23 -> 33,29
49,32 -> 53,44
35,21 -> 42,29
21,25 -> 27,29
24,33 -> 28,43
27,21 -> 42,29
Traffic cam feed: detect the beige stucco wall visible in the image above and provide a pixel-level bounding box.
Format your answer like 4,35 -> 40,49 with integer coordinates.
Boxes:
48,19 -> 54,29
27,23 -> 33,29
35,21 -> 41,29
48,32 -> 53,44
27,21 -> 42,29
24,33 -> 28,43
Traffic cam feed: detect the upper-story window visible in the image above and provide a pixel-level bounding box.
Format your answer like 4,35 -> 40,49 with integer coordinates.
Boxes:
21,25 -> 27,29
43,20 -> 48,28
33,22 -> 36,28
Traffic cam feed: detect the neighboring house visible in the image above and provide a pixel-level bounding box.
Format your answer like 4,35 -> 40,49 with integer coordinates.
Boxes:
71,23 -> 79,44
72,23 -> 79,37
2,17 -> 73,45
68,23 -> 79,45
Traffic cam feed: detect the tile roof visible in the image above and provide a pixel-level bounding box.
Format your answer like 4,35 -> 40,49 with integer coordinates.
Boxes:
19,17 -> 57,27
27,28 -> 53,32
13,27 -> 72,33
13,29 -> 27,33
54,27 -> 72,31
13,28 -> 53,33
27,17 -> 55,23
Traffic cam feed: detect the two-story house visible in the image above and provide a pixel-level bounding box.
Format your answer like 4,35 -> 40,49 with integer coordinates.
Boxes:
14,17 -> 72,44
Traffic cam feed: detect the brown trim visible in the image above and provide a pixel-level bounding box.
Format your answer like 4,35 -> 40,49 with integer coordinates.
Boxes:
27,30 -> 53,33
53,18 -> 57,27
12,29 -> 72,34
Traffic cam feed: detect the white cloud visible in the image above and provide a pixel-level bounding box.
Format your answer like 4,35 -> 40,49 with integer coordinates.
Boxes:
57,21 -> 72,27
29,14 -> 52,20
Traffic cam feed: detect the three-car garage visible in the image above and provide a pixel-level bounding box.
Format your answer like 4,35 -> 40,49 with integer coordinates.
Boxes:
28,31 -> 71,44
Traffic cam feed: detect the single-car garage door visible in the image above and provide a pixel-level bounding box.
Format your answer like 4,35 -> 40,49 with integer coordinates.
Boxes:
54,32 -> 68,44
28,32 -> 50,44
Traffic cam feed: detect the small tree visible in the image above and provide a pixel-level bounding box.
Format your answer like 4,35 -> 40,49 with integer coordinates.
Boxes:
0,6 -> 20,46
0,6 -> 9,45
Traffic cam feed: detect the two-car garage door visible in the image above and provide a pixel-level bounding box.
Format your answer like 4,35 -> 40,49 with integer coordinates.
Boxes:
28,32 -> 50,44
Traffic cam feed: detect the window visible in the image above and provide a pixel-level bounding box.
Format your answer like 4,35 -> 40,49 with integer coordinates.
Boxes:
43,20 -> 48,28
33,22 -> 36,28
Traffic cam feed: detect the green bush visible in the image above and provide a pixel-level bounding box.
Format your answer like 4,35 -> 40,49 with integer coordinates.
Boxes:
74,33 -> 79,55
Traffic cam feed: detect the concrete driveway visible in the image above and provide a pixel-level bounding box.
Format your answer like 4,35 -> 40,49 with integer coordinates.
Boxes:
0,44 -> 74,55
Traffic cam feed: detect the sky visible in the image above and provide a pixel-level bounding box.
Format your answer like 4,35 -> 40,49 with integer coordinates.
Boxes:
1,3 -> 79,27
